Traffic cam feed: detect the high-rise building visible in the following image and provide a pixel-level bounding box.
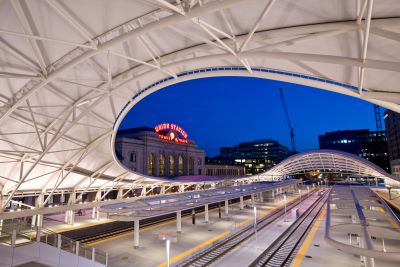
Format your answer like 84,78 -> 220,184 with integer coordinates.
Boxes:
384,110 -> 400,177
204,157 -> 245,177
219,139 -> 291,175
318,129 -> 390,173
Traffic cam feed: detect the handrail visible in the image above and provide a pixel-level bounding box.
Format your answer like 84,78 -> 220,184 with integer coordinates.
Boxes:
324,187 -> 400,262
373,190 -> 400,227
0,220 -> 109,265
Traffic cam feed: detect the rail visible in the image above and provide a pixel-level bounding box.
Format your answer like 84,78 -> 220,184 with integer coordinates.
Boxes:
324,187 -> 400,262
249,189 -> 329,267
175,190 -> 318,267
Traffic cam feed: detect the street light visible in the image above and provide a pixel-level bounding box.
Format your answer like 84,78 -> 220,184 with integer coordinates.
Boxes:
253,206 -> 257,231
298,189 -> 301,202
386,185 -> 392,200
253,206 -> 258,242
158,233 -> 177,267
166,239 -> 170,267
283,194 -> 287,222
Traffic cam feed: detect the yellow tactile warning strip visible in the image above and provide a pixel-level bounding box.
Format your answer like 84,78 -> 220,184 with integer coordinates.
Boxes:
374,191 -> 400,229
87,194 -> 301,247
375,191 -> 400,210
55,219 -> 114,233
156,195 -> 304,267
86,207 -> 225,246
86,218 -> 177,246
157,230 -> 232,267
290,206 -> 326,267
156,204 -> 282,267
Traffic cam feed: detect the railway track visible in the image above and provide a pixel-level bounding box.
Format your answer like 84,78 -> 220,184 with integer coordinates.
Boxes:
63,200 -> 240,245
249,189 -> 329,267
176,191 -> 321,267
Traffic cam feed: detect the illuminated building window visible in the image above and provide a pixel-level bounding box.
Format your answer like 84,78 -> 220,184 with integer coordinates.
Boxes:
148,153 -> 155,176
178,155 -> 184,175
169,155 -> 175,176
130,152 -> 136,162
159,154 -> 165,176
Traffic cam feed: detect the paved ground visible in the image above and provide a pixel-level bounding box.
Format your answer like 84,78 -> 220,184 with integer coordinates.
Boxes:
89,193 -> 300,267
42,210 -> 113,233
211,192 -> 321,267
374,188 -> 400,210
291,188 -> 400,267
292,210 -> 400,267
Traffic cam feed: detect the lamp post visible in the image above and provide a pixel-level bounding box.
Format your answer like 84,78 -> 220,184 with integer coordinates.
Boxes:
253,206 -> 258,242
298,189 -> 301,202
158,233 -> 177,267
283,194 -> 287,222
166,239 -> 170,267
253,206 -> 257,231
387,185 -> 392,200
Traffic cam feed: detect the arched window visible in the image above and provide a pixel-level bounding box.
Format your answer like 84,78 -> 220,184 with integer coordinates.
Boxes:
148,153 -> 155,176
169,155 -> 175,176
159,154 -> 165,176
189,157 -> 194,175
178,155 -> 184,175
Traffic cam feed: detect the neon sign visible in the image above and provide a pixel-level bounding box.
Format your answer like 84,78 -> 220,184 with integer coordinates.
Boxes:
154,123 -> 188,144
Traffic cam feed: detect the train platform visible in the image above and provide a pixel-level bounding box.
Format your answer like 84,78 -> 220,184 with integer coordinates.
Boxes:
291,187 -> 400,267
42,210 -> 114,233
209,191 -> 322,266
373,188 -> 400,211
88,193 -> 302,267
289,208 -> 361,267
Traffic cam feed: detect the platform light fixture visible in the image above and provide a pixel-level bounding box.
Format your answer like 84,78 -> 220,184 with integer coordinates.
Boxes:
298,189 -> 301,202
283,194 -> 287,222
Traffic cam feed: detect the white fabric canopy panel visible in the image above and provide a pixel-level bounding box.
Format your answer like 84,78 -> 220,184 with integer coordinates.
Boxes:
0,0 -> 400,210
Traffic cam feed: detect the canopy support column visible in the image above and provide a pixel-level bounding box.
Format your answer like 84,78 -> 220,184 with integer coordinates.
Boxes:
134,219 -> 140,249
176,210 -> 182,233
205,204 -> 209,223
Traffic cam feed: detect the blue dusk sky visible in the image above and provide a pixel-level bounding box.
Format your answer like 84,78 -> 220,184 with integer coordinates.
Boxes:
119,76 -> 380,157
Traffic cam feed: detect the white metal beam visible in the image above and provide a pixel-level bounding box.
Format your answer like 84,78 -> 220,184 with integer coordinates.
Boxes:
239,0 -> 276,52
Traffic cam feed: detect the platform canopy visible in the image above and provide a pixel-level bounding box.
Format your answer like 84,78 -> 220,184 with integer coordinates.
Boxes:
0,0 -> 400,209
259,150 -> 400,187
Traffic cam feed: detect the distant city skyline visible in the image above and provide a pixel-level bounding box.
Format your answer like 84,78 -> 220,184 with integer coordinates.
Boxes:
119,76 -> 381,157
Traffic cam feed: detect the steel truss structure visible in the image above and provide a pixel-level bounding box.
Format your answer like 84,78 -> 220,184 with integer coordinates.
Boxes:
259,150 -> 400,187
0,0 -> 400,211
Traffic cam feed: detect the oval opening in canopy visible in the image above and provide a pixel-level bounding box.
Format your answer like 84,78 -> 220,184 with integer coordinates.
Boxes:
112,75 -> 391,184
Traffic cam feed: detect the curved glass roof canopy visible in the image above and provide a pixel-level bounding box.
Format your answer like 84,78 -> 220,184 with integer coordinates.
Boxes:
259,150 -> 400,187
0,0 -> 400,210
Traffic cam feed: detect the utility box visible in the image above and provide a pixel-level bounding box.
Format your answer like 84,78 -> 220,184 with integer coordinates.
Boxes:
291,208 -> 300,220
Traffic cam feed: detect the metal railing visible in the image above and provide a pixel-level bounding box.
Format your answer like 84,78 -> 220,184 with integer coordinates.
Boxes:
0,220 -> 109,266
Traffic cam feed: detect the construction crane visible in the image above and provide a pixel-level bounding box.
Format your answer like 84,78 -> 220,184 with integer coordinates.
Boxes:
279,88 -> 296,153
374,104 -> 383,131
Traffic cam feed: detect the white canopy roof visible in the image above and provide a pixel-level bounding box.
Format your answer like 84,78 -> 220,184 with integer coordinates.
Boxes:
0,0 -> 399,208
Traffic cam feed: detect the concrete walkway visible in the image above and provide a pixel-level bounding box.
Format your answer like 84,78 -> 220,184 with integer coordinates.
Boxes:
374,188 -> 400,211
211,192 -> 321,267
89,194 -> 301,267
42,210 -> 113,233
291,188 -> 400,267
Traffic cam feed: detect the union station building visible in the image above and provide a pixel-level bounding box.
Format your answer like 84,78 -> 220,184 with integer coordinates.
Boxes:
115,124 -> 205,177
